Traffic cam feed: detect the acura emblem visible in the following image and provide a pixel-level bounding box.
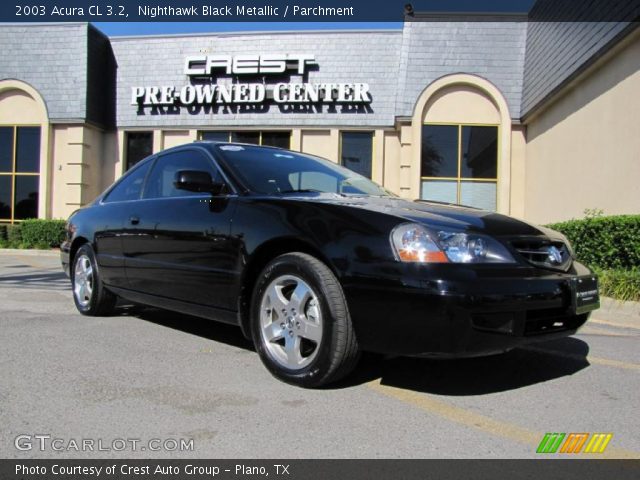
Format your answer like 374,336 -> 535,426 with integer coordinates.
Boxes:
547,246 -> 564,264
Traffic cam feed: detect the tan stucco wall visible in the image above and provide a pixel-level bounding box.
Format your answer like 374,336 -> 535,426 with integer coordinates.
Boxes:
163,130 -> 196,149
0,90 -> 45,124
510,125 -> 527,219
423,85 -> 501,124
101,131 -> 119,191
50,125 -> 106,219
301,129 -> 338,162
383,130 -> 401,194
524,33 -> 640,224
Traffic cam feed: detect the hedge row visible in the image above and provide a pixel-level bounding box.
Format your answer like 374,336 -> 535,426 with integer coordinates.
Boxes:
547,215 -> 640,270
0,219 -> 66,249
594,268 -> 640,302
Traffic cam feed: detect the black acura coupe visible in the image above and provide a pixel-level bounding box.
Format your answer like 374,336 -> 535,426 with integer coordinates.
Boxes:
61,142 -> 599,387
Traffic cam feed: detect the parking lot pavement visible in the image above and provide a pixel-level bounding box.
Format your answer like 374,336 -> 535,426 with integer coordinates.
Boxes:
1,251 -> 639,459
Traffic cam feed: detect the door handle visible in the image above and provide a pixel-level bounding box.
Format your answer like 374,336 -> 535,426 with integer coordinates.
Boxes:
129,216 -> 140,225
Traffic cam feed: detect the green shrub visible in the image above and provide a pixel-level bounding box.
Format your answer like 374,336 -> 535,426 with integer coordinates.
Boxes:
547,215 -> 640,270
6,223 -> 22,247
0,224 -> 7,240
19,219 -> 66,248
594,268 -> 640,302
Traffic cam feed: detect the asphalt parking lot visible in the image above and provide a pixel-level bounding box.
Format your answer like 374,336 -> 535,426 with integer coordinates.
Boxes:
1,251 -> 639,459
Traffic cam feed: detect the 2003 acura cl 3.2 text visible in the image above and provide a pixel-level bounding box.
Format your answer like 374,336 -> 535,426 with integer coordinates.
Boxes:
61,142 -> 599,387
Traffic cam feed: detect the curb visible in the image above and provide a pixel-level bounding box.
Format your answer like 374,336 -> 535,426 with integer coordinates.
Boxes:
0,248 -> 60,257
592,297 -> 640,328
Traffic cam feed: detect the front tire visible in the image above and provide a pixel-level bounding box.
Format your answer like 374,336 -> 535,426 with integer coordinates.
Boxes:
250,252 -> 360,388
71,244 -> 117,316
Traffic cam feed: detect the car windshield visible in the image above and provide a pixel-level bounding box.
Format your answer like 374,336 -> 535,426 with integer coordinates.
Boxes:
213,144 -> 393,197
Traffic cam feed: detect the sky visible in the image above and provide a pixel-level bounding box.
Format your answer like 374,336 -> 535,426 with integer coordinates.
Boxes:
94,0 -> 536,37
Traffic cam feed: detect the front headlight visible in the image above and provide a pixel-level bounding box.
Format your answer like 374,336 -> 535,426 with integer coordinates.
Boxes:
391,223 -> 515,264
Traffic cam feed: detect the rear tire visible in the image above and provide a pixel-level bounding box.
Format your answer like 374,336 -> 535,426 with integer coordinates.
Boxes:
250,252 -> 360,388
71,244 -> 117,316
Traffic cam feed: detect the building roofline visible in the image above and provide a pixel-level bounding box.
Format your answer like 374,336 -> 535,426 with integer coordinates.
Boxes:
108,28 -> 402,41
408,12 -> 529,21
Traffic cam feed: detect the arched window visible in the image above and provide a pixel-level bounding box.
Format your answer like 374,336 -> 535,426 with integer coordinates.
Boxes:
411,75 -> 512,213
0,82 -> 48,223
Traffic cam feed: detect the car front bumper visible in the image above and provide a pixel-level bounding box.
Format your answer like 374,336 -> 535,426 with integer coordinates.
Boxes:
342,261 -> 598,357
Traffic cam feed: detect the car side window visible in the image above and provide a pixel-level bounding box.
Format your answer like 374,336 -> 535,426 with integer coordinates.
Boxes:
143,150 -> 223,199
103,160 -> 152,203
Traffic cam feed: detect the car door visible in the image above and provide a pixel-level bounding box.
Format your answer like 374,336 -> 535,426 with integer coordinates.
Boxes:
94,159 -> 154,288
121,147 -> 239,310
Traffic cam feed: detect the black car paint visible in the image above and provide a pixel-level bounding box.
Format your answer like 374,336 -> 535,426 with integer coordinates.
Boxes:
61,143 -> 595,357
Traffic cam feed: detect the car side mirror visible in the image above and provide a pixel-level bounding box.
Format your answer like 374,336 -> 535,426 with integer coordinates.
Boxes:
174,170 -> 226,195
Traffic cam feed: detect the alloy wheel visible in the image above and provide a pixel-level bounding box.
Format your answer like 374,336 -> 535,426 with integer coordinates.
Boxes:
259,274 -> 323,370
73,254 -> 94,308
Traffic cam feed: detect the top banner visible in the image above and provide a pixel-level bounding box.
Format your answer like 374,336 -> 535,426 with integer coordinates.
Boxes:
1,0 -> 639,23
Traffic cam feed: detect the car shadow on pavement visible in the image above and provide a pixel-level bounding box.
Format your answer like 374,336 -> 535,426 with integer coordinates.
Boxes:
0,269 -> 70,291
127,306 -> 255,352
115,305 -> 590,395
336,337 -> 591,395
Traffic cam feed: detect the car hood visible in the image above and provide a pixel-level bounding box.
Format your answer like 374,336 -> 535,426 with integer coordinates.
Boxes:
294,194 -> 548,237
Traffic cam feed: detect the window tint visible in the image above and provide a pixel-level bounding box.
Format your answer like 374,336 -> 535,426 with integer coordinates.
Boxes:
16,127 -> 40,173
201,131 -> 230,142
104,160 -> 151,203
231,131 -> 260,145
421,125 -> 458,178
0,176 -> 12,219
0,127 -> 14,172
215,145 -> 389,197
200,130 -> 291,149
14,176 -> 38,219
288,172 -> 338,193
421,124 -> 498,211
0,126 -> 41,222
143,150 -> 222,199
341,132 -> 373,179
262,132 -> 290,149
461,126 -> 498,178
126,132 -> 153,170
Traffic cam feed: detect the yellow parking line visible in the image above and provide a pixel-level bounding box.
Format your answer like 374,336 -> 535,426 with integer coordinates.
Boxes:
588,356 -> 640,371
367,379 -> 539,444
580,326 -> 636,337
366,379 -> 639,458
589,318 -> 640,331
522,345 -> 640,372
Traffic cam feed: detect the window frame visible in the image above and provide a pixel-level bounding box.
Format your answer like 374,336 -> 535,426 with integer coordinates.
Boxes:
339,130 -> 375,179
198,130 -> 292,149
0,124 -> 41,223
101,155 -> 155,204
141,147 -> 233,200
421,122 -> 499,208
102,146 -> 238,205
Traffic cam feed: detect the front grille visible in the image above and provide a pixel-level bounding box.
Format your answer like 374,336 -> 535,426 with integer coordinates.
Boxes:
511,239 -> 572,272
